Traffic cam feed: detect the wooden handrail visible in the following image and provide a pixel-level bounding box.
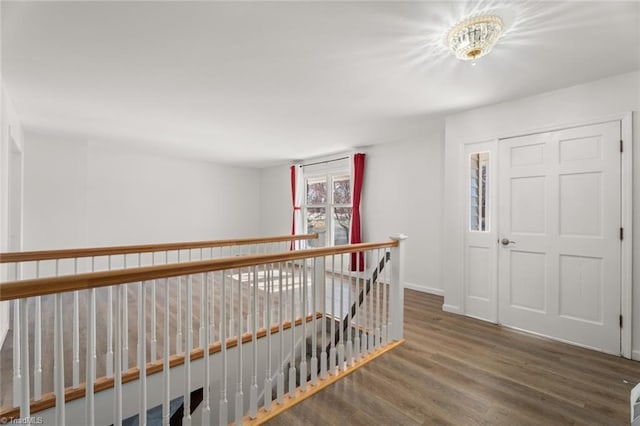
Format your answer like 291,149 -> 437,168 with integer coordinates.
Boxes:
0,233 -> 318,263
0,241 -> 398,301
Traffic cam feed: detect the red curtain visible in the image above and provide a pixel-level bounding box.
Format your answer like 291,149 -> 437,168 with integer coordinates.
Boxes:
350,153 -> 365,271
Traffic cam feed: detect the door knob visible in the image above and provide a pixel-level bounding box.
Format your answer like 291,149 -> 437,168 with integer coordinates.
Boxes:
501,238 -> 516,246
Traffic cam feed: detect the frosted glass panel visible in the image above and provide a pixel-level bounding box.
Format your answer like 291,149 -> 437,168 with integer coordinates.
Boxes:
470,152 -> 489,232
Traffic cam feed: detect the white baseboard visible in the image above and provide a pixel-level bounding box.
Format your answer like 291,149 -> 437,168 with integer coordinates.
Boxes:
442,304 -> 462,314
403,282 -> 444,296
633,349 -> 640,362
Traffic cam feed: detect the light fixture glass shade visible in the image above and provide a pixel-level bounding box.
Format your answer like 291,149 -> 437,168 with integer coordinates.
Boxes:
447,15 -> 503,61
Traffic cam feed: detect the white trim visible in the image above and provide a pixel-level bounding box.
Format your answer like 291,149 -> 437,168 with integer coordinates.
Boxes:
465,313 -> 496,324
454,111 -> 633,146
632,349 -> 640,362
442,304 -> 462,314
461,140 -> 499,323
502,323 -> 620,357
621,112 -> 633,359
404,282 -> 444,296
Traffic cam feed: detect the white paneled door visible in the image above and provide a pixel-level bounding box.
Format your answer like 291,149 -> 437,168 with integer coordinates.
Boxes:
498,121 -> 621,355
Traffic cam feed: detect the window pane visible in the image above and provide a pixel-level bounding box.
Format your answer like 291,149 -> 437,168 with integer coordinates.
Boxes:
333,175 -> 351,205
307,177 -> 327,205
470,152 -> 489,232
306,207 -> 326,247
333,207 -> 351,245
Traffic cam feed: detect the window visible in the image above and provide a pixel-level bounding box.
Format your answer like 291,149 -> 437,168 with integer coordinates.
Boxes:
304,171 -> 352,247
469,152 -> 489,232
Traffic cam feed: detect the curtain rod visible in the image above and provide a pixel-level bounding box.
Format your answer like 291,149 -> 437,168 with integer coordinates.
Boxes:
300,156 -> 349,168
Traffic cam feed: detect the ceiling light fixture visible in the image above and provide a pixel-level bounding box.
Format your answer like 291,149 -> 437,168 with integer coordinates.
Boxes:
447,15 -> 503,61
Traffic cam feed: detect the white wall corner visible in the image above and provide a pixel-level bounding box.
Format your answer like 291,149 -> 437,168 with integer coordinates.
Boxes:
633,349 -> 640,362
404,281 -> 444,296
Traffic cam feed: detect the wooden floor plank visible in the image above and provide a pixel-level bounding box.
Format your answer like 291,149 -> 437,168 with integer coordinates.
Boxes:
265,290 -> 640,425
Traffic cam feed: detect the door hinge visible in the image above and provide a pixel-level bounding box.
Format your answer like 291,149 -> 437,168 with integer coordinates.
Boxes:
620,139 -> 623,153
620,315 -> 623,328
620,227 -> 624,240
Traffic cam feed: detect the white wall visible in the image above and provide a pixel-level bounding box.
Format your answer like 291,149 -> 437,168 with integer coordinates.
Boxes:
442,71 -> 640,359
258,164 -> 291,237
0,80 -> 24,348
259,117 -> 445,294
23,131 -> 261,250
362,124 -> 444,294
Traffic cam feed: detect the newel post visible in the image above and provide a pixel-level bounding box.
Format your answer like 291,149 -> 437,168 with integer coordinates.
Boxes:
389,234 -> 408,341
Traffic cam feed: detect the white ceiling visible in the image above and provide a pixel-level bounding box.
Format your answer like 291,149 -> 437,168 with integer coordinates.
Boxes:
2,1 -> 639,167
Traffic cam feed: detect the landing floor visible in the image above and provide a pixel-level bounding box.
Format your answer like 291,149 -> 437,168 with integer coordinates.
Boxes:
268,290 -> 640,425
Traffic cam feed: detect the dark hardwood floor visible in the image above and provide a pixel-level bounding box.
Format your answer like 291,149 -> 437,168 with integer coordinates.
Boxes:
267,290 -> 640,426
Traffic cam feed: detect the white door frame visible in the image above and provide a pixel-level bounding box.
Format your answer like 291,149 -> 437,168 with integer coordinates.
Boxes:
459,112 -> 633,358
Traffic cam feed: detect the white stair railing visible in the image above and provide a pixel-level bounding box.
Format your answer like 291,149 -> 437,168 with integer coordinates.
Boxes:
0,235 -> 405,425
632,382 -> 640,425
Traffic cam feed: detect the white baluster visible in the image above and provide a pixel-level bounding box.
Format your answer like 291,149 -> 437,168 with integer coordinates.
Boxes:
123,256 -> 129,371
299,265 -> 307,391
201,273 -> 211,426
73,259 -> 80,388
219,272 -> 228,426
375,249 -> 381,350
107,257 -> 114,377
354,252 -> 361,362
188,251 -> 194,345
264,265 -> 273,411
12,283 -> 21,407
381,249 -> 391,345
33,262 -> 42,400
92,270 -> 97,382
200,272 -> 205,348
229,265 -> 235,338
85,289 -> 95,426
235,268 -> 244,425
151,252 -> 158,362
337,256 -> 345,371
277,262 -> 285,404
329,255 -> 336,375
183,275 -> 193,426
19,297 -> 30,418
138,281 -> 147,426
381,249 -> 389,346
54,292 -> 66,425
210,271 -> 215,343
310,258 -> 318,386
162,279 -> 170,426
350,253 -> 357,364
370,250 -> 376,351
289,263 -> 296,397
249,266 -> 259,417
177,273 -> 183,354
114,286 -> 123,426
320,256 -> 328,380
362,251 -> 368,354
33,295 -> 42,400
247,269 -> 253,335
299,263 -> 304,321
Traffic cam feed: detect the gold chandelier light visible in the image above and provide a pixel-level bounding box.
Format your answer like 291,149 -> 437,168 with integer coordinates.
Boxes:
447,15 -> 504,61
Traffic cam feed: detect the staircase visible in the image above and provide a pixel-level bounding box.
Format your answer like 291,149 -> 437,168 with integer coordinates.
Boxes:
0,233 -> 407,425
